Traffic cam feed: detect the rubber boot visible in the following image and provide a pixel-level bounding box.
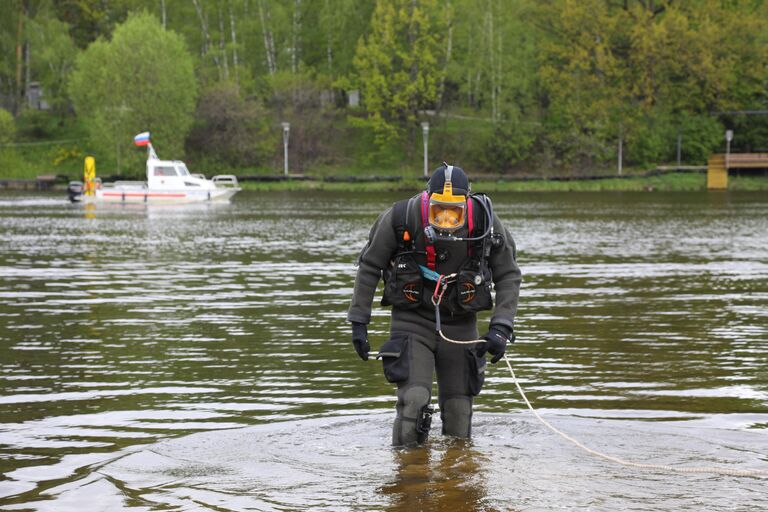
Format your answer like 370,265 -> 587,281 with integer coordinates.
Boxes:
440,396 -> 473,438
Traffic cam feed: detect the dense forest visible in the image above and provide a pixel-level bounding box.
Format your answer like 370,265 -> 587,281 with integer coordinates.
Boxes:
1,0 -> 767,178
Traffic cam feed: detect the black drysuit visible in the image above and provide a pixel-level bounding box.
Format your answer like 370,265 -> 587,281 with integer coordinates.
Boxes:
348,193 -> 521,445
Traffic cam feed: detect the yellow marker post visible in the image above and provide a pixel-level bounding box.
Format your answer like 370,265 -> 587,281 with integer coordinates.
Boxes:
83,156 -> 96,196
706,154 -> 727,190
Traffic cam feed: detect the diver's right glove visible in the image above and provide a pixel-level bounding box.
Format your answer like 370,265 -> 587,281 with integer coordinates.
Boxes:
477,324 -> 514,364
351,322 -> 370,361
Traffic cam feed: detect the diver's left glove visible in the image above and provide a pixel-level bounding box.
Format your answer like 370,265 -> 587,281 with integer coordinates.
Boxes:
351,322 -> 370,361
477,324 -> 514,364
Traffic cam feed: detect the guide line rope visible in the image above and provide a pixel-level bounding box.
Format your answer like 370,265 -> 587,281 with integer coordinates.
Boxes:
435,328 -> 768,478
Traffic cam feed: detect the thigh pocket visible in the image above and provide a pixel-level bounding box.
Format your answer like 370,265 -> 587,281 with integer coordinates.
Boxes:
376,333 -> 410,383
466,348 -> 486,396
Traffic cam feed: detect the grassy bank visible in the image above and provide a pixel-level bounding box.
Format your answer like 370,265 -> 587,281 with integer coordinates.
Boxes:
238,172 -> 768,193
3,139 -> 768,192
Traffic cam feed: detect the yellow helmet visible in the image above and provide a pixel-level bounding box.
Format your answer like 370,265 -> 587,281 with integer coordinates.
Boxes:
427,165 -> 468,233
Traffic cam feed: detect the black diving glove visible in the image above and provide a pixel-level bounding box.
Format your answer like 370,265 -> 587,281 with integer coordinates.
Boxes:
477,324 -> 514,364
351,322 -> 370,361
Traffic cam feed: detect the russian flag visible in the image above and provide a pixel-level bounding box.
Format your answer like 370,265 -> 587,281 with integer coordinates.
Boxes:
134,132 -> 150,146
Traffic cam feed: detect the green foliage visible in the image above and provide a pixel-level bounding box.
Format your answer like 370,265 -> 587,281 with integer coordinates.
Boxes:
353,0 -> 448,147
1,0 -> 767,177
52,0 -> 133,48
0,149 -> 26,178
187,82 -> 275,169
28,11 -> 78,114
265,69 -> 351,171
535,0 -> 768,168
68,12 -> 197,174
478,171 -> 708,192
624,115 -> 675,167
0,108 -> 19,177
51,145 -> 83,167
0,108 -> 15,144
14,109 -> 60,139
479,109 -> 540,173
677,114 -> 723,164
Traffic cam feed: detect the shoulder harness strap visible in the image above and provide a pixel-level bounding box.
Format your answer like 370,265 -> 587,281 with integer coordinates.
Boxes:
391,196 -> 416,252
468,193 -> 492,259
420,192 -> 437,270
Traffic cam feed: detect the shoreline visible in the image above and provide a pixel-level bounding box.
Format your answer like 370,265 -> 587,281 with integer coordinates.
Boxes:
2,171 -> 767,193
236,172 -> 768,192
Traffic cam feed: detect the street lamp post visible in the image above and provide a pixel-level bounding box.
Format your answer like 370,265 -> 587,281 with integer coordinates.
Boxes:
725,130 -> 733,169
421,121 -> 430,178
282,122 -> 291,177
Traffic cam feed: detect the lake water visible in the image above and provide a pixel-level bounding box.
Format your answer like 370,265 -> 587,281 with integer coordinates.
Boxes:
0,190 -> 766,511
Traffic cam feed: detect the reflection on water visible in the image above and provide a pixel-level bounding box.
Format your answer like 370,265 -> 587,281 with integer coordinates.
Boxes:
0,190 -> 766,510
381,440 -> 490,512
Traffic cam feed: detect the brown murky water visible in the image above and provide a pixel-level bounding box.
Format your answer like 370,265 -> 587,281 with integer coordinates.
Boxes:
0,190 -> 766,510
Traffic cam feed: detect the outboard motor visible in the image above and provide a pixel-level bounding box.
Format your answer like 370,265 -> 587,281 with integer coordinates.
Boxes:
67,181 -> 84,202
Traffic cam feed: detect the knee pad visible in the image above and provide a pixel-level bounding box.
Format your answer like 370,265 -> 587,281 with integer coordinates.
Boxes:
398,386 -> 430,418
393,386 -> 431,447
441,397 -> 473,438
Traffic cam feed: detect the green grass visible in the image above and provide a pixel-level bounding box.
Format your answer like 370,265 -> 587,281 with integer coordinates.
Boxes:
239,178 -> 426,192
729,175 -> 768,191
475,171 -> 708,192
238,172 -> 736,192
0,141 -> 90,179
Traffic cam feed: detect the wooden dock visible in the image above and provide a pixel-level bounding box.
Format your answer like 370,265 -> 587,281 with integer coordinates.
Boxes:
707,153 -> 768,189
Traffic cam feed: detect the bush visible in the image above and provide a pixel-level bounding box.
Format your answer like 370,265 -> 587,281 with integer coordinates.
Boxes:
186,82 -> 275,169
617,112 -> 724,168
0,108 -> 15,144
14,110 -> 59,140
479,109 -> 540,173
537,106 -> 615,172
624,116 -> 675,167
678,114 -> 722,164
267,71 -> 345,172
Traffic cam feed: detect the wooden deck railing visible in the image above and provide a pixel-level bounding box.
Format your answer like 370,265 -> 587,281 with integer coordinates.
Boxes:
723,153 -> 768,169
707,153 -> 768,189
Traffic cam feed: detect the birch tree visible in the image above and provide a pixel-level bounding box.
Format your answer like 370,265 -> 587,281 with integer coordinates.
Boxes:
258,0 -> 277,74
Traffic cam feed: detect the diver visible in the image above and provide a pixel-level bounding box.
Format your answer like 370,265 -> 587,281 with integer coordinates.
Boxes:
348,164 -> 521,447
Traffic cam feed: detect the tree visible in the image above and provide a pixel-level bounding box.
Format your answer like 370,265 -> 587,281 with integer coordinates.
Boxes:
448,0 -> 540,171
28,10 -> 77,115
68,12 -> 196,173
352,0 -> 449,147
186,82 -> 275,168
535,0 -> 768,168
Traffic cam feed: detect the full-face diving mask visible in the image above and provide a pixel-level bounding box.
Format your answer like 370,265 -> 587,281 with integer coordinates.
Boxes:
428,165 -> 467,233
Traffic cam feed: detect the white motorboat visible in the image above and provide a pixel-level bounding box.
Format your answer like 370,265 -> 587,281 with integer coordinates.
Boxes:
68,136 -> 241,204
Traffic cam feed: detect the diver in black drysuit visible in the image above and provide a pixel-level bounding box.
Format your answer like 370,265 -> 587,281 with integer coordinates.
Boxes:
348,164 -> 521,447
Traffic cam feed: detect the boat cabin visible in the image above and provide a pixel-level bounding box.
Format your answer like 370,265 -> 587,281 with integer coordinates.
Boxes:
147,158 -> 215,190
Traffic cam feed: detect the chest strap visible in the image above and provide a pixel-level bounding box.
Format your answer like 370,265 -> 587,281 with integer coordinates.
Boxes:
467,196 -> 475,257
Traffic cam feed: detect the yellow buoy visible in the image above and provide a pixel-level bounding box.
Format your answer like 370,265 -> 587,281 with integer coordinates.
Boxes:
83,156 -> 96,196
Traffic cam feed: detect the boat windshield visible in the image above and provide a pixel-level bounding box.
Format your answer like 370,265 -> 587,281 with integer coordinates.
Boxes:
176,164 -> 190,176
153,166 -> 178,177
